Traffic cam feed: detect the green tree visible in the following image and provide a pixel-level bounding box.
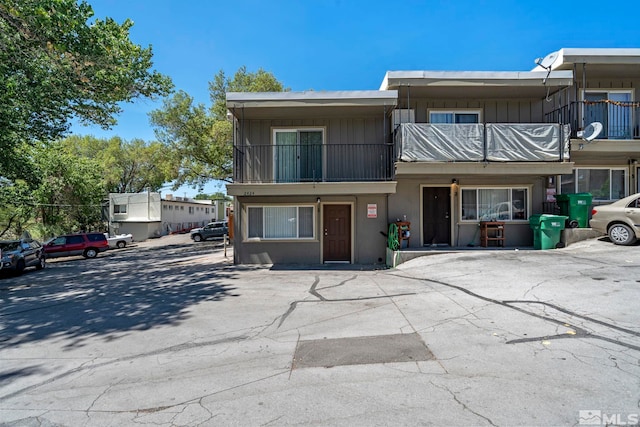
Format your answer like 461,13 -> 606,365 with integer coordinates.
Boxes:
194,192 -> 232,202
150,67 -> 286,189
30,141 -> 105,236
0,0 -> 173,176
61,135 -> 178,193
0,178 -> 35,238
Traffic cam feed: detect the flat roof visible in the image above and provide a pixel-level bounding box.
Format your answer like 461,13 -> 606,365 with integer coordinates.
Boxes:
532,48 -> 640,71
226,90 -> 398,109
380,70 -> 573,90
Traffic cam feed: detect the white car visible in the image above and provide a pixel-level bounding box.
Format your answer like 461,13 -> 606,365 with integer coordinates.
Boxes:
104,233 -> 133,249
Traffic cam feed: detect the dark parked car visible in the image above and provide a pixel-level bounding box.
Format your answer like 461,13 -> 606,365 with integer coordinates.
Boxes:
43,232 -> 109,259
190,222 -> 228,242
0,239 -> 46,275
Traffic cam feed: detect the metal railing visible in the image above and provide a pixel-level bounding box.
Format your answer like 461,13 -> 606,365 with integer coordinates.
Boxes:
234,143 -> 395,183
545,101 -> 640,139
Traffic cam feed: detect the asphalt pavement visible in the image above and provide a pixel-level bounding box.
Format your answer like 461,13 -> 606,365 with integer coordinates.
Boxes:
0,235 -> 638,426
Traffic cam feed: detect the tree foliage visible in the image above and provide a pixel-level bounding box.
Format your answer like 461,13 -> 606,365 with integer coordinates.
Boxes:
150,67 -> 286,188
61,135 -> 178,193
31,142 -> 105,235
0,0 -> 173,175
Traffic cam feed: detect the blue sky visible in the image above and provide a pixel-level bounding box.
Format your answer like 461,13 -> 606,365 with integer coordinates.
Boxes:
72,0 -> 640,196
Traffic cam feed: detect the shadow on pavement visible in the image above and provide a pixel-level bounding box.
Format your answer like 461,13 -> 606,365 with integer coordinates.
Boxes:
0,243 -> 239,350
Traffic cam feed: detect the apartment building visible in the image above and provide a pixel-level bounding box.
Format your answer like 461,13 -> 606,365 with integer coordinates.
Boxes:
108,192 -> 214,240
227,48 -> 640,264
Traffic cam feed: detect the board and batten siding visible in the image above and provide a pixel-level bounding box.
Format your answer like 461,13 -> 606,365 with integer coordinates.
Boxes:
407,99 -> 547,123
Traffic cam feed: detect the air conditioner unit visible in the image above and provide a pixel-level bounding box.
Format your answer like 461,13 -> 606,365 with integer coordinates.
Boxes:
392,109 -> 415,128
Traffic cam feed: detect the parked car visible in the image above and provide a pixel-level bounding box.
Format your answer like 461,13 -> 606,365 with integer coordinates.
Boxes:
190,222 -> 228,242
43,232 -> 109,259
0,238 -> 46,274
590,193 -> 640,245
104,233 -> 133,249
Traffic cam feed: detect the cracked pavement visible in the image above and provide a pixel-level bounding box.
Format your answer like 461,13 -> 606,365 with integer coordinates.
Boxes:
0,234 -> 639,426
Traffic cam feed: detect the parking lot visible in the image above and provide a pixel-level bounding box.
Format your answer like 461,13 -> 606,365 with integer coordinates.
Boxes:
0,235 -> 639,426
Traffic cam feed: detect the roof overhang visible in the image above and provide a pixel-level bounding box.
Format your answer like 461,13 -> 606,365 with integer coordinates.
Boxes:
227,90 -> 398,119
532,48 -> 640,71
380,70 -> 573,99
381,70 -> 573,89
227,181 -> 397,197
227,90 -> 398,108
395,162 -> 575,176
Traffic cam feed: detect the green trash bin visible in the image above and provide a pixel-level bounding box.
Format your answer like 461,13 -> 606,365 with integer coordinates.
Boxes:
530,214 -> 568,249
555,193 -> 593,228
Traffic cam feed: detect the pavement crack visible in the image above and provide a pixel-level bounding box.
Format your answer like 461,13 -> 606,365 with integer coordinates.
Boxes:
389,272 -> 640,353
430,380 -> 496,426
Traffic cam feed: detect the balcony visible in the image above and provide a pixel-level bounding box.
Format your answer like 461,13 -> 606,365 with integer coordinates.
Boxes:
545,101 -> 640,139
233,143 -> 394,183
395,123 -> 570,162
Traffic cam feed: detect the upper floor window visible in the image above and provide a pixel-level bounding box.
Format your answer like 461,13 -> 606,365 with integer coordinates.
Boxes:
583,90 -> 633,139
188,206 -> 194,214
113,204 -> 127,214
429,110 -> 481,124
560,168 -> 626,201
273,128 -> 323,183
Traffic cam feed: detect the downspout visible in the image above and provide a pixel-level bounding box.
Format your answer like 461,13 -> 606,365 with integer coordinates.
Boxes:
582,63 -> 587,129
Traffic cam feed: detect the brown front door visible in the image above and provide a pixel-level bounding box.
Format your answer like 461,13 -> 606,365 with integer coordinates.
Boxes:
423,187 -> 451,246
323,204 -> 351,262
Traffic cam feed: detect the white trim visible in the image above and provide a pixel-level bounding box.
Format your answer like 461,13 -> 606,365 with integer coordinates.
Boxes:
427,109 -> 482,123
320,202 -> 355,264
245,204 -> 317,241
561,167 -> 628,201
459,186 -> 532,224
271,127 -> 326,183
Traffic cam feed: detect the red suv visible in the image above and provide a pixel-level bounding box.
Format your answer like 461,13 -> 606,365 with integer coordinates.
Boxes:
43,232 -> 109,259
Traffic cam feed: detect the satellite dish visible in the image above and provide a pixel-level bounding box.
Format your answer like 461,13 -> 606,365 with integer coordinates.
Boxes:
577,122 -> 603,142
535,51 -> 559,70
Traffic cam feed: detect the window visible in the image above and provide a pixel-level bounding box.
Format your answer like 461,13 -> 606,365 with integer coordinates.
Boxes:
247,206 -> 315,239
583,91 -> 633,139
168,205 -> 173,210
429,110 -> 480,124
561,168 -> 626,201
189,206 -> 194,214
113,204 -> 127,214
180,206 -> 184,211
461,188 -> 528,221
67,235 -> 84,244
163,205 -> 168,210
273,128 -> 323,182
205,208 -> 209,214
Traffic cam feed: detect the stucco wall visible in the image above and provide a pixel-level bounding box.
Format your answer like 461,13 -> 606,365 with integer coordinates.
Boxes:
234,194 -> 389,265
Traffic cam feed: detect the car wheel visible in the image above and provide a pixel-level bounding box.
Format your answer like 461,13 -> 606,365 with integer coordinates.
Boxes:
608,223 -> 636,245
193,234 -> 202,242
36,257 -> 45,270
15,260 -> 25,275
116,241 -> 126,249
83,248 -> 98,258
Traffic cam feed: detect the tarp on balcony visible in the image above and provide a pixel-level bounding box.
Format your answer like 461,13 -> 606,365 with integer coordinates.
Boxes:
399,123 -> 484,162
486,124 -> 570,161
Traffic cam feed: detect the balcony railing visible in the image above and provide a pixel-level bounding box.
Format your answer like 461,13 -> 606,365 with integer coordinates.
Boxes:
234,143 -> 394,183
395,123 -> 570,162
545,100 -> 640,139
